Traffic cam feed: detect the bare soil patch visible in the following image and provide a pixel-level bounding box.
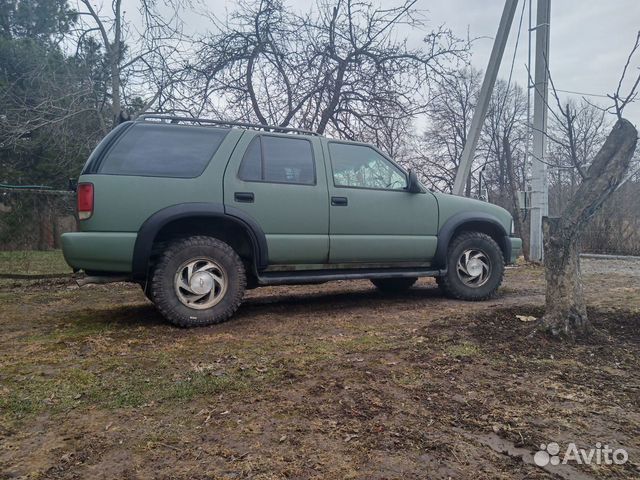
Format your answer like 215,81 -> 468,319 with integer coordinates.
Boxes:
1,260 -> 639,479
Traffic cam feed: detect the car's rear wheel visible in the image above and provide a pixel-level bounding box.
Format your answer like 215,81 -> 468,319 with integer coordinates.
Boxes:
438,232 -> 504,300
371,277 -> 418,293
150,236 -> 246,327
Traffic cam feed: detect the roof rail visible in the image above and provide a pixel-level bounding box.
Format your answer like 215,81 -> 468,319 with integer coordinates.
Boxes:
136,113 -> 321,136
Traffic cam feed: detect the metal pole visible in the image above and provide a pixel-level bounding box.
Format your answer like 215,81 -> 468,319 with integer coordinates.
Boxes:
452,0 -> 520,196
524,0 -> 532,194
529,0 -> 551,262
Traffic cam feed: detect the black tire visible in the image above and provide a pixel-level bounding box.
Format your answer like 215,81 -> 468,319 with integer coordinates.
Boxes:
150,236 -> 246,327
438,232 -> 504,301
371,277 -> 418,293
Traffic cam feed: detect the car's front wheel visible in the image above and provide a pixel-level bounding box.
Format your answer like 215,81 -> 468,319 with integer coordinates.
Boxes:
438,232 -> 504,300
150,236 -> 246,327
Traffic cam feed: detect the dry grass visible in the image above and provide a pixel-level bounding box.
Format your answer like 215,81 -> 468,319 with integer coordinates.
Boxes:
1,259 -> 639,479
0,250 -> 72,276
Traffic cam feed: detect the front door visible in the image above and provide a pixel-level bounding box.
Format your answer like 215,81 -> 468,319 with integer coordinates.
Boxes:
324,141 -> 439,264
224,132 -> 329,265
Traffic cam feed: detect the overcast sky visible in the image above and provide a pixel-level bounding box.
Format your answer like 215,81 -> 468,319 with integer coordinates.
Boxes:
424,0 -> 640,123
127,0 -> 640,124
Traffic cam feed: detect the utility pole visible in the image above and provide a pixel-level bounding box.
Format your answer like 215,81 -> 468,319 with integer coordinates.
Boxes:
529,0 -> 551,262
452,0 -> 520,196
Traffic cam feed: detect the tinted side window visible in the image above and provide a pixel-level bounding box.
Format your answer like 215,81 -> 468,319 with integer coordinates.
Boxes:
99,124 -> 228,177
238,135 -> 315,185
83,121 -> 132,174
329,143 -> 407,190
238,137 -> 262,181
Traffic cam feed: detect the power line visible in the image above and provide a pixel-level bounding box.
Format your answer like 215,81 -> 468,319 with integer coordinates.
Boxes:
554,88 -> 610,99
504,0 -> 528,95
537,87 -> 636,103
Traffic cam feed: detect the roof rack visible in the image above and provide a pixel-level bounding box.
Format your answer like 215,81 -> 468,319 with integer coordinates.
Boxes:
136,113 -> 321,136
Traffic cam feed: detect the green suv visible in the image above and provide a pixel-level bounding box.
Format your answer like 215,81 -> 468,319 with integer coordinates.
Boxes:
62,115 -> 522,327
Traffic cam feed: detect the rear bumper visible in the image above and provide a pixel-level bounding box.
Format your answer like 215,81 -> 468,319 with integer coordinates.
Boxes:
61,232 -> 137,273
507,236 -> 523,264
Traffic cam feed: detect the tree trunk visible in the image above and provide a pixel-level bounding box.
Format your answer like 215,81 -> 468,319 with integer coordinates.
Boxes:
111,57 -> 121,127
541,217 -> 589,336
540,119 -> 638,338
317,59 -> 347,134
110,0 -> 123,127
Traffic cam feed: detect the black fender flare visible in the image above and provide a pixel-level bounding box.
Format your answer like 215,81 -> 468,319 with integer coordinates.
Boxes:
132,202 -> 268,279
433,212 -> 510,268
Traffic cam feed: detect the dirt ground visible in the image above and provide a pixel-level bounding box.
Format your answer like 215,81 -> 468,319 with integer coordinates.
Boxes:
1,258 -> 639,479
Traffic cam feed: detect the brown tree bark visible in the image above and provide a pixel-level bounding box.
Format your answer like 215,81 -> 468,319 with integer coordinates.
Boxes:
541,119 -> 638,338
541,218 -> 588,336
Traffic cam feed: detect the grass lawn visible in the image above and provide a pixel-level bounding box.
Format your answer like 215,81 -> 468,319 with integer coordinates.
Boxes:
0,250 -> 72,276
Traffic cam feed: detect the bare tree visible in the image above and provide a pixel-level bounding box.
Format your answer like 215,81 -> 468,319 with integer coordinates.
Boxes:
607,31 -> 640,119
539,35 -> 640,338
541,120 -> 637,337
545,100 -> 609,216
188,0 -> 468,136
417,70 -> 528,208
75,0 -> 189,129
417,68 -> 481,192
483,81 -> 527,203
482,80 -> 528,253
184,0 -> 316,125
337,101 -> 416,160
304,0 -> 468,135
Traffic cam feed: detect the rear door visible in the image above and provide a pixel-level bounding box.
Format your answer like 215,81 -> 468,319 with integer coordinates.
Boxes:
324,140 -> 439,264
224,132 -> 329,265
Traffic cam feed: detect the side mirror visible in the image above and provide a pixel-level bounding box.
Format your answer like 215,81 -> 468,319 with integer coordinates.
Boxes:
406,170 -> 424,194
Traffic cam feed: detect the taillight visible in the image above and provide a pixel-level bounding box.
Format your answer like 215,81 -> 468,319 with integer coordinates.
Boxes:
77,183 -> 94,220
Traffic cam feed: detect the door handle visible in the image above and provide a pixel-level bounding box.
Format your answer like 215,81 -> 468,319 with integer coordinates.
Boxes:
331,196 -> 348,206
234,192 -> 255,203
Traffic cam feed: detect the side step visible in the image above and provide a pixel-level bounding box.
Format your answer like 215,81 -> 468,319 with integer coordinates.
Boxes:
76,274 -> 131,287
257,267 -> 445,286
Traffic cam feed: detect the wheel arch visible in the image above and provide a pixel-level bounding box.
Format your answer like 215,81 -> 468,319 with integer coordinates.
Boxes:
433,212 -> 510,268
132,203 -> 268,280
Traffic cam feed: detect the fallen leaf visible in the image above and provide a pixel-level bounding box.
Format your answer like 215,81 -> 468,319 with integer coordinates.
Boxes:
515,315 -> 537,322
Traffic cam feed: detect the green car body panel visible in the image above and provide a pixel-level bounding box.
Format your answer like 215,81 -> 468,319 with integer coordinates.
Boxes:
223,131 -> 330,264
61,119 -> 522,279
322,139 -> 439,264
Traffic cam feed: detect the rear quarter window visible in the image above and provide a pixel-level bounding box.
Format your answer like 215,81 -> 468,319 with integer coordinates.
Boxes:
98,124 -> 228,177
